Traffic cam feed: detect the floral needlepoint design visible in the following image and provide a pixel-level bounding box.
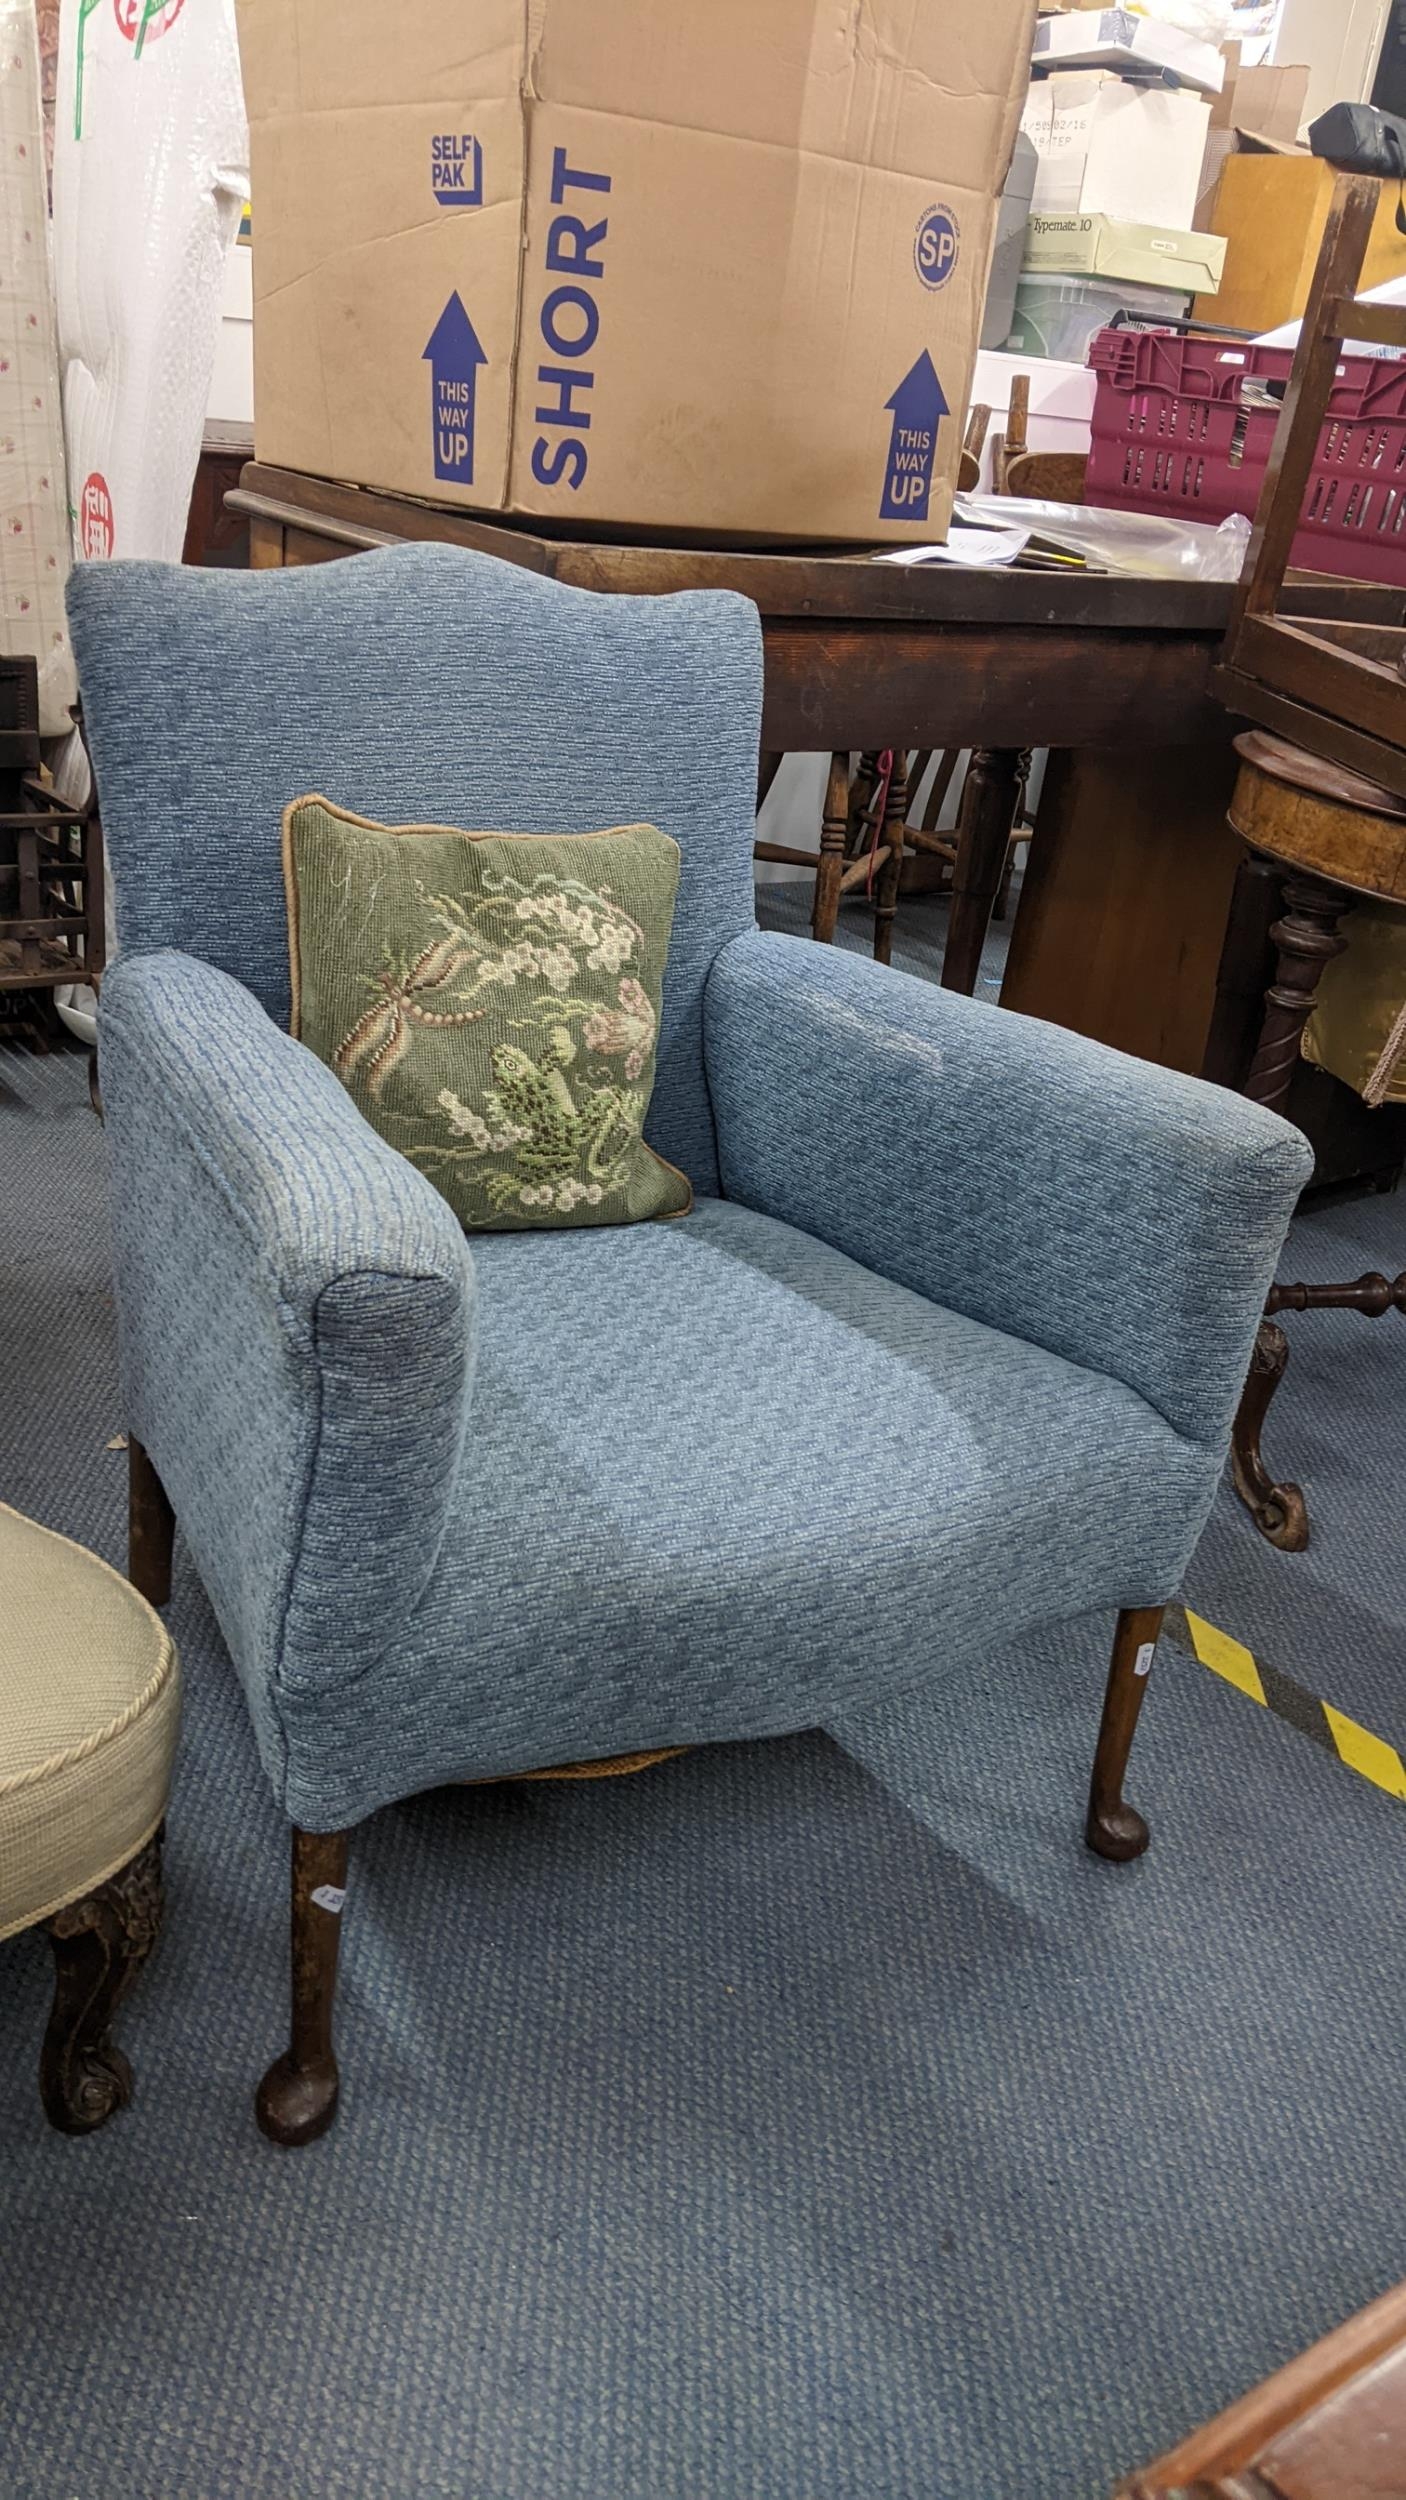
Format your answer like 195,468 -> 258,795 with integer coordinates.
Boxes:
289,803 -> 691,1233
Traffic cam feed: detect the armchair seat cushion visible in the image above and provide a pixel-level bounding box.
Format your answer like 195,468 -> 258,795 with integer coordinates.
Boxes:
275,1200 -> 1221,1827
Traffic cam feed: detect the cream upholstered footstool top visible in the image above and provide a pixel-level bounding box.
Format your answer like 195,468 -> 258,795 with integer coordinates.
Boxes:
1,1503 -> 180,2131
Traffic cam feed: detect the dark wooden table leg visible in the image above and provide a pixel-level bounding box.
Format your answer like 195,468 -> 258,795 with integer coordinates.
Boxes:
1242,874 -> 1353,1115
756,749 -> 783,813
941,746 -> 1021,996
1201,853 -> 1280,1089
1231,870 -> 1353,1550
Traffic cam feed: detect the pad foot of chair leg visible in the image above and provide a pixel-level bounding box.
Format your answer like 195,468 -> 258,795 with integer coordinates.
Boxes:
1085,1801 -> 1150,1863
256,2053 -> 340,2147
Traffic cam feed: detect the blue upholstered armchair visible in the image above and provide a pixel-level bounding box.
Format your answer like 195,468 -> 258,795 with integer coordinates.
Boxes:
68,546 -> 1309,2144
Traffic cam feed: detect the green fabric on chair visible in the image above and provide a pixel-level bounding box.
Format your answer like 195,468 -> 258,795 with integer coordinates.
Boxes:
285,796 -> 692,1231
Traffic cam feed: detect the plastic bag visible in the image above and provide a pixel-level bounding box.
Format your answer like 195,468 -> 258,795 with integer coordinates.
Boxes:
955,495 -> 1253,581
0,0 -> 77,736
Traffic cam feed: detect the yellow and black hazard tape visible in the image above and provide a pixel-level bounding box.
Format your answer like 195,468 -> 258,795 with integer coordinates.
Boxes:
1162,1603 -> 1406,1803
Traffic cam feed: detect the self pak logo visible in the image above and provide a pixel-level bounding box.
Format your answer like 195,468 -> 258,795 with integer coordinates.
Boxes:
914,204 -> 960,291
432,135 -> 483,208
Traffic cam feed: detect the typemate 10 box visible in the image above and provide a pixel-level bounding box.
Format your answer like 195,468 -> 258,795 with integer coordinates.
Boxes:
235,0 -> 1037,543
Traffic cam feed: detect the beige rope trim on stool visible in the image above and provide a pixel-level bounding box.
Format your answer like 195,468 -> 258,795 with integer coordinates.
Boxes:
0,1628 -> 177,1799
0,1502 -> 177,1800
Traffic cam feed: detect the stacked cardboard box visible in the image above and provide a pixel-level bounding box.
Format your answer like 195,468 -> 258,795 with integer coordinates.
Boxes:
237,0 -> 1040,545
1006,8 -> 1225,360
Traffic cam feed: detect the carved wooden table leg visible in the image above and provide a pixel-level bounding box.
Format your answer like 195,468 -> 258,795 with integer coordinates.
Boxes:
41,1828 -> 165,2133
1231,871 -> 1354,1549
1242,874 -> 1353,1116
941,746 -> 1022,996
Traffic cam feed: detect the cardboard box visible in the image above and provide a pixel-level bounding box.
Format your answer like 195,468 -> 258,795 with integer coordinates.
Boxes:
1031,9 -> 1225,94
1021,70 -> 1211,230
1194,152 -> 1406,332
1194,48 -> 1310,228
1023,211 -> 1225,294
236,0 -> 1037,544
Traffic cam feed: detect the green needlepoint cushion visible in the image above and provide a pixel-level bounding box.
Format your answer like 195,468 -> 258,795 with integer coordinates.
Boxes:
283,796 -> 693,1232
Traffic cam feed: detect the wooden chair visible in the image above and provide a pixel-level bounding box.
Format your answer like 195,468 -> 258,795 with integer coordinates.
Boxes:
0,655 -> 102,1047
1002,448 -> 1089,502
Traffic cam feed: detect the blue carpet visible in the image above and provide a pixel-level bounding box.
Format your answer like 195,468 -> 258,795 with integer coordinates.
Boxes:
2,1038 -> 1403,2500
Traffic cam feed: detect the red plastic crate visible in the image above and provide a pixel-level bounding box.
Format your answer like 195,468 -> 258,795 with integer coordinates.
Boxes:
1085,327 -> 1406,586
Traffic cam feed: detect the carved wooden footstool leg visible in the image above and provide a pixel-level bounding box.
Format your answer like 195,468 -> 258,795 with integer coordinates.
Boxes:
41,1829 -> 165,2134
1230,1317 -> 1308,1553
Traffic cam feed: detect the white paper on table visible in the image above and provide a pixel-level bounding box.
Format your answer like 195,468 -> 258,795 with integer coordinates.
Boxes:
1257,275 -> 1406,360
875,525 -> 1032,568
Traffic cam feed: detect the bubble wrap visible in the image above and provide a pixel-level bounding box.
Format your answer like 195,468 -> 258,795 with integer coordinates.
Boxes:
52,0 -> 248,571
0,0 -> 76,736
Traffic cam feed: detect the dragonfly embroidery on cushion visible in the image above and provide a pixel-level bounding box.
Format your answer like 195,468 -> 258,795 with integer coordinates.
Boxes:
333,936 -> 486,1098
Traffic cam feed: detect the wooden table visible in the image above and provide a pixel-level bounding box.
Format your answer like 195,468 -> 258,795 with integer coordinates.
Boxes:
230,464 -> 1406,1100
1115,2277 -> 1406,2498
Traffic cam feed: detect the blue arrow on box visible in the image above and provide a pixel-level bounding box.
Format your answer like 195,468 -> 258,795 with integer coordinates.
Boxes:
879,351 -> 949,523
424,294 -> 488,484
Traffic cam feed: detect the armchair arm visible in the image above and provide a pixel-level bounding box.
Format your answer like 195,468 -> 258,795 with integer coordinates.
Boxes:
99,951 -> 477,1774
704,931 -> 1311,1448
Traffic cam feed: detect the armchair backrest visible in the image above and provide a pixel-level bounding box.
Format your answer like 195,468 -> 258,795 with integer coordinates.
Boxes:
67,544 -> 762,1192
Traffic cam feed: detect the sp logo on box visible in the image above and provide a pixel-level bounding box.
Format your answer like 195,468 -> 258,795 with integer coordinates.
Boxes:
914,205 -> 960,291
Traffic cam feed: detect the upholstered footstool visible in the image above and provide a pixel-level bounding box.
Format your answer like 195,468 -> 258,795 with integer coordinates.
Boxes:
1,1503 -> 180,2131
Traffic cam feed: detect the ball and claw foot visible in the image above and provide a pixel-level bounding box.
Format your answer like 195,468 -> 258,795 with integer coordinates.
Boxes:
256,2053 -> 340,2147
1085,1801 -> 1150,1864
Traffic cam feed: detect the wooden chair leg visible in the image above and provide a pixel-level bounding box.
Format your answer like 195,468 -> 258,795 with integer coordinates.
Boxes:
128,1436 -> 174,1608
872,749 -> 910,966
1086,1607 -> 1164,1863
812,750 -> 851,945
256,1826 -> 352,2148
41,1828 -> 165,2132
